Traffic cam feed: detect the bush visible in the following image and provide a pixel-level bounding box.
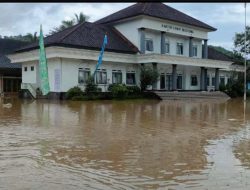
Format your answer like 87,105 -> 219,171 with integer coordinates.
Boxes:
219,84 -> 226,92
66,86 -> 84,100
85,76 -> 98,94
126,85 -> 141,94
140,66 -> 159,91
111,84 -> 128,99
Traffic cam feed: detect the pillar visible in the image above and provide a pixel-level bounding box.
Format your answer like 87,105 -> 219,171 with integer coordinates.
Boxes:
161,32 -> 166,54
215,68 -> 219,91
139,28 -> 145,54
200,67 -> 205,91
203,39 -> 208,59
189,37 -> 193,57
152,62 -> 158,90
172,64 -> 177,91
204,68 -> 208,91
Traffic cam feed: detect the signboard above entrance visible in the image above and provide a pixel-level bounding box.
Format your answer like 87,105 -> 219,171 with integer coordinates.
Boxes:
161,24 -> 194,34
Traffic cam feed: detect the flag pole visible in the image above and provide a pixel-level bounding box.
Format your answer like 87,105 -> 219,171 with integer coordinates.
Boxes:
244,2 -> 247,102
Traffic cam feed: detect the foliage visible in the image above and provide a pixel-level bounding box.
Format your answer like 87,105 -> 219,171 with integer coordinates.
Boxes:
110,84 -> 128,99
126,85 -> 141,94
66,86 -> 84,100
49,12 -> 89,35
2,32 -> 38,43
85,76 -> 98,94
234,26 -> 250,56
140,65 -> 159,91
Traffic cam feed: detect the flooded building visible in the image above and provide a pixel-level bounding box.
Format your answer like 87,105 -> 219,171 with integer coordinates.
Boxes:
8,3 -> 243,97
0,39 -> 29,95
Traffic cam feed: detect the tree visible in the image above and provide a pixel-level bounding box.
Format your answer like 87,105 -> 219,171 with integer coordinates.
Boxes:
140,66 -> 159,91
49,12 -> 89,35
234,26 -> 250,56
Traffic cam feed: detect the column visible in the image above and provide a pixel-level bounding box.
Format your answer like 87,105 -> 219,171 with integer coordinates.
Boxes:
172,64 -> 177,91
200,67 -> 205,91
203,39 -> 208,59
161,32 -> 166,54
215,68 -> 219,91
139,28 -> 145,54
204,68 -> 208,91
189,37 -> 193,57
152,62 -> 158,90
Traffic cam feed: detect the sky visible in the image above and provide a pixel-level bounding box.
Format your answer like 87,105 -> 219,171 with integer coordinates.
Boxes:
0,3 -> 249,51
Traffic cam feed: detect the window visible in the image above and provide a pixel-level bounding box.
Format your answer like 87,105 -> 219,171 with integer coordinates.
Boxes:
78,68 -> 90,84
31,66 -> 34,71
112,70 -> 122,84
176,43 -> 183,55
165,41 -> 170,53
212,77 -> 215,86
24,67 -> 27,72
220,77 -> 225,85
126,72 -> 136,85
192,45 -> 198,57
96,69 -> 107,84
145,38 -> 153,51
191,75 -> 198,86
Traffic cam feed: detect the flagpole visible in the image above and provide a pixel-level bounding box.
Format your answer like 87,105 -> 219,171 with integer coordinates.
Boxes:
244,3 -> 247,102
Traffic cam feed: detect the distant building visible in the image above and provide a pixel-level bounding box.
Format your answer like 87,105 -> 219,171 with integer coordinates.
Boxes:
8,3 -> 243,98
0,39 -> 29,95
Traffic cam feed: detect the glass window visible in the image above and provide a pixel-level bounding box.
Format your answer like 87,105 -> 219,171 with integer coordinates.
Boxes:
176,43 -> 183,55
126,72 -> 136,85
191,75 -> 198,86
31,66 -> 34,71
145,39 -> 153,51
24,67 -> 27,72
165,41 -> 170,53
192,45 -> 198,57
96,70 -> 107,84
78,68 -> 90,84
112,71 -> 122,84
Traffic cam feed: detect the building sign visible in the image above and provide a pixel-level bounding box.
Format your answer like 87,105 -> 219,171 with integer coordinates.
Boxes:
161,24 -> 194,34
54,69 -> 61,92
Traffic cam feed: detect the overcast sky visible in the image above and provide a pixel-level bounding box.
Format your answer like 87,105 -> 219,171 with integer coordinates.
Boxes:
0,3 -> 249,51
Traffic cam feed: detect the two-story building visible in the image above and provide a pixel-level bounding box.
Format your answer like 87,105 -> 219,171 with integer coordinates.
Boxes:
8,3 -> 242,98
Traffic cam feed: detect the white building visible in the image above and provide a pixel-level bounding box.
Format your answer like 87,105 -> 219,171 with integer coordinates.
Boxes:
8,3 -> 243,98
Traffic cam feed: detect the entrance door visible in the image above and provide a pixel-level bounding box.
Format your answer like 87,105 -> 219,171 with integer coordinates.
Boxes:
160,74 -> 165,90
166,74 -> 172,91
177,75 -> 182,90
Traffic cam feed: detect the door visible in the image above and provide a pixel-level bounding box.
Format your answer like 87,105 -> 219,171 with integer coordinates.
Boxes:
177,75 -> 182,90
166,74 -> 172,91
160,74 -> 165,89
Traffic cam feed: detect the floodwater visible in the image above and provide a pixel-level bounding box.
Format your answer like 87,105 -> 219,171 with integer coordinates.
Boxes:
0,98 -> 250,190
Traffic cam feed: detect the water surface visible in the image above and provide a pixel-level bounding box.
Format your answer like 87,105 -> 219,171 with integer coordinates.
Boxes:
0,98 -> 250,189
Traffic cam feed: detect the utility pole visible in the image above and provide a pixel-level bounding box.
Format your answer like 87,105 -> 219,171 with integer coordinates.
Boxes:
244,2 -> 247,102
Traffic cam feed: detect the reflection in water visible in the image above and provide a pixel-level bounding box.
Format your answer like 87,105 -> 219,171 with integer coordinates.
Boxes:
0,98 -> 250,189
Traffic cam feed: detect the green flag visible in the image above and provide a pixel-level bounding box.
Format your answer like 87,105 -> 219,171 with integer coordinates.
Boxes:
39,25 -> 50,95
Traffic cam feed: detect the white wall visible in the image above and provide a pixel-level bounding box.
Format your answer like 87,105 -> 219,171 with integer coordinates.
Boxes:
22,61 -> 38,84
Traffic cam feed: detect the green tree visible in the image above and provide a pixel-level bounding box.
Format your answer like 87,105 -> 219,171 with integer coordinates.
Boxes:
49,12 -> 89,35
234,26 -> 250,55
140,65 -> 159,91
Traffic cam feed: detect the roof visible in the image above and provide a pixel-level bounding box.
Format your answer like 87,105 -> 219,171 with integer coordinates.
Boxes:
95,3 -> 216,31
207,46 -> 233,62
15,22 -> 139,54
0,39 -> 30,69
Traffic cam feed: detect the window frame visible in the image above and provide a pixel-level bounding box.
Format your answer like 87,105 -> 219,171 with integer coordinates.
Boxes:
176,42 -> 184,55
126,72 -> 136,85
145,38 -> 154,52
192,45 -> 198,57
78,68 -> 90,84
112,70 -> 123,84
31,66 -> 34,71
24,66 -> 27,72
165,40 -> 170,54
96,69 -> 107,84
190,75 -> 198,86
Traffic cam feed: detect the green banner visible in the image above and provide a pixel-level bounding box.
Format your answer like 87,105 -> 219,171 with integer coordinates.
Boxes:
39,25 -> 50,95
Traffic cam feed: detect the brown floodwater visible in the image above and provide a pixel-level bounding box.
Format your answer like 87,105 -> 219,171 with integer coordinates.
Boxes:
0,97 -> 250,189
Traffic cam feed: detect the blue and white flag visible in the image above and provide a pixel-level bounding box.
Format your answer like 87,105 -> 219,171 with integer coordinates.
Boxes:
93,34 -> 108,76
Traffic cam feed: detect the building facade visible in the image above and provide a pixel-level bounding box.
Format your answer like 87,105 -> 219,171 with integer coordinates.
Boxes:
8,3 -> 243,98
